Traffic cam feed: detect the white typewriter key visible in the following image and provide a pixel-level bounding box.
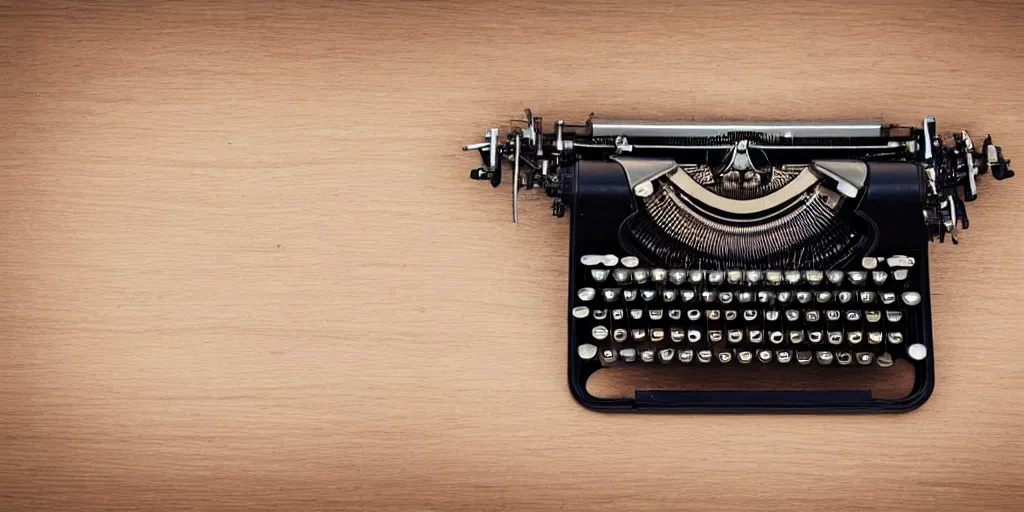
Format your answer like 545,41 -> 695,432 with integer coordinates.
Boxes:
785,309 -> 800,322
785,270 -> 802,285
872,271 -> 888,285
619,348 -> 637,362
826,310 -> 841,321
816,291 -> 833,303
887,332 -> 903,344
708,330 -> 723,343
808,331 -> 823,344
689,270 -> 704,283
581,254 -> 614,266
777,350 -> 793,364
766,270 -> 783,284
738,350 -> 754,364
697,350 -> 713,363
662,289 -> 677,302
881,292 -> 897,305
669,269 -> 687,284
876,352 -> 894,368
718,292 -> 734,304
743,310 -> 758,321
892,269 -> 909,281
701,290 -> 716,303
687,309 -> 702,321
865,311 -> 881,323
613,328 -> 628,342
861,257 -> 879,270
765,310 -> 780,321
612,268 -> 631,284
706,310 -> 721,321
577,344 -> 598,360
859,291 -> 875,304
886,255 -> 915,268
640,349 -> 656,363
577,287 -> 596,301
737,291 -> 753,304
838,291 -> 853,304
847,271 -> 867,285
868,331 -> 884,344
623,289 -> 637,302
796,291 -> 812,304
728,330 -> 744,343
632,329 -> 647,341
678,349 -> 694,363
908,343 -> 928,361
724,310 -> 738,321
828,331 -> 843,345
592,326 -> 609,341
769,331 -> 784,345
789,331 -> 804,344
816,351 -> 834,365
601,349 -> 617,364
602,288 -> 621,302
805,270 -> 824,285
648,310 -> 663,321
827,270 -> 844,285
796,350 -> 814,365
757,350 -> 772,363
726,269 -> 743,284
651,268 -> 667,283
718,351 -> 733,363
805,310 -> 820,322
612,309 -> 625,320
591,269 -> 610,282
621,256 -> 640,268
836,352 -> 854,366
758,291 -> 775,303
650,328 -> 665,342
680,290 -> 696,303
688,330 -> 702,343
746,270 -> 763,284
641,289 -> 657,302
632,269 -> 649,284
901,291 -> 922,306
777,291 -> 793,303
847,331 -> 863,344
856,352 -> 874,365
659,348 -> 675,363
748,330 -> 763,344
572,306 -> 590,319
630,309 -> 643,320
671,328 -> 686,342
668,309 -> 682,320
593,309 -> 608,320
845,310 -> 861,322
707,271 -> 724,285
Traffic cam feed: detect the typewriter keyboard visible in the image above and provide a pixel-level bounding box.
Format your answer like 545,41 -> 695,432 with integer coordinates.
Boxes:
574,254 -> 925,368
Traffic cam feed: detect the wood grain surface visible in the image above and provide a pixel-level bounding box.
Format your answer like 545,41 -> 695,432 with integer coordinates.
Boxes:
2,1 -> 1024,510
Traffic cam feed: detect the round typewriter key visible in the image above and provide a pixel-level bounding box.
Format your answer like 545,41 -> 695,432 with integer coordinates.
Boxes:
728,330 -> 743,343
881,292 -> 897,305
856,352 -> 874,365
827,331 -> 843,345
861,257 -> 879,270
838,291 -> 853,304
632,269 -> 649,284
776,350 -> 793,364
629,309 -> 643,320
613,328 -> 628,342
669,269 -> 687,284
827,270 -> 844,285
769,331 -> 784,345
847,271 -> 867,285
726,270 -> 743,284
640,349 -> 655,363
765,310 -> 780,321
577,343 -> 598,360
886,255 -> 915,268
847,331 -> 862,344
612,309 -> 625,320
647,310 -> 662,321
718,351 -> 733,363
593,309 -> 608,320
687,309 -> 701,321
707,271 -> 724,285
816,351 -> 834,365
743,309 -> 758,321
805,310 -> 820,322
901,291 -> 922,306
872,271 -> 888,285
687,330 -> 702,343
816,291 -> 832,303
757,350 -> 772,363
668,309 -> 682,320
785,309 -> 800,322
724,310 -> 737,321
662,289 -> 677,302
758,291 -> 775,303
865,311 -> 881,323
876,352 -> 894,368
859,291 -> 875,304
602,288 -> 621,302
631,328 -> 646,341
577,287 -> 596,301
836,352 -> 853,366
907,343 -> 928,361
701,290 -> 715,303
777,291 -> 793,303
892,269 -> 909,281
718,292 -> 734,304
748,330 -> 763,344
572,306 -> 589,318
738,350 -> 754,363
651,268 -> 668,283
677,349 -> 694,363
887,332 -> 903,344
619,348 -> 637,362
623,289 -> 637,302
796,351 -> 813,365
766,270 -> 783,284
737,291 -> 753,304
826,310 -> 841,321
680,289 -> 696,302
671,328 -> 685,342
641,289 -> 657,302
697,349 -> 713,363
650,328 -> 665,342
706,310 -> 721,321
808,331 -> 823,344
789,331 -> 804,344
591,269 -> 610,282
845,310 -> 861,322
621,256 -> 640,268
785,270 -> 802,285
591,326 -> 609,341
886,310 -> 902,322
601,349 -> 617,364
689,270 -> 704,283
796,291 -> 812,304
634,182 -> 654,197
868,331 -> 883,344
708,330 -> 723,343
612,268 -> 631,284
804,270 -> 824,285
659,348 -> 675,363
746,270 -> 763,284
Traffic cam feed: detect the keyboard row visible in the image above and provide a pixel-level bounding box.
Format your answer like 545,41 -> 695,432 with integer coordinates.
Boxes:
577,345 -> 925,367
586,326 -> 905,345
585,267 -> 911,286
576,288 -> 921,306
580,254 -> 916,271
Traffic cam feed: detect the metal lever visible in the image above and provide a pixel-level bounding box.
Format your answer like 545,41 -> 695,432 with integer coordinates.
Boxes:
512,133 -> 521,224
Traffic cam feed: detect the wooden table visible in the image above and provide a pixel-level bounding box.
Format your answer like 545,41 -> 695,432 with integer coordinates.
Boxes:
2,1 -> 1023,510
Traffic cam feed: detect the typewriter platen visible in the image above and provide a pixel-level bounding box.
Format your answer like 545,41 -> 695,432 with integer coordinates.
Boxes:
464,110 -> 1014,413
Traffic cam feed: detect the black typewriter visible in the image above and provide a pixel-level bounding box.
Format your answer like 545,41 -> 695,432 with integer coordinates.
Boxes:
464,110 -> 1014,413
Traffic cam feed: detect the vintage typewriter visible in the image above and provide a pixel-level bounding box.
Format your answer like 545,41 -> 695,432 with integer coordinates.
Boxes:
464,110 -> 1014,413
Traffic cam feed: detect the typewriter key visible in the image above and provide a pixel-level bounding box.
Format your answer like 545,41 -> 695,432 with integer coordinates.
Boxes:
577,344 -> 598,360
687,330 -> 702,343
847,331 -> 863,344
908,343 -> 928,361
757,291 -> 775,303
757,350 -> 772,363
612,268 -> 631,284
718,351 -> 733,363
827,331 -> 843,345
738,350 -> 754,363
632,269 -> 649,284
697,349 -> 713,363
689,270 -> 704,283
777,291 -> 793,303
707,271 -> 724,285
892,269 -> 909,281
776,350 -> 793,364
641,289 -> 657,302
706,310 -> 721,321
865,311 -> 881,323
687,309 -> 701,321
601,349 -> 617,364
718,292 -> 734,304
886,310 -> 902,322
632,329 -> 647,341
766,270 -> 783,284
836,352 -> 853,366
796,351 -> 814,365
886,255 -> 915,268
726,269 -> 743,284
804,270 -> 824,285
619,348 -> 637,362
748,330 -> 763,343
868,331 -> 883,344
591,269 -> 610,283
808,331 -> 823,344
680,289 -> 696,303
876,353 -> 894,368
572,306 -> 589,319
826,310 -> 841,321
796,291 -> 812,304
805,310 -> 821,322
743,309 -> 758,321
581,254 -> 616,266
623,289 -> 637,302
827,270 -> 845,285
728,330 -> 744,343
847,271 -> 867,285
816,291 -> 833,303
592,326 -> 609,341
737,291 -> 753,304
612,309 -> 625,320
630,309 -> 643,320
816,351 -> 835,365
901,291 -> 922,306
669,269 -> 686,285
872,271 -> 888,285
668,309 -> 682,320
577,287 -> 596,301
859,291 -> 875,304
662,289 -> 677,302
708,330 -> 723,343
857,352 -> 874,365
880,292 -> 897,305
769,331 -> 784,344
845,311 -> 861,322
671,328 -> 685,342
593,309 -> 608,320
648,310 -> 662,320
785,310 -> 800,322
601,288 -> 620,302
701,290 -> 716,303
789,331 -> 804,344
613,328 -> 628,342
650,328 -> 665,342
723,310 -> 737,321
659,348 -> 675,362
887,332 -> 903,344
746,270 -> 763,284
677,349 -> 694,363
640,349 -> 655,363
861,257 -> 879,270
838,291 -> 853,304
651,268 -> 668,283
765,310 -> 780,321
785,270 -> 802,285
621,256 -> 640,268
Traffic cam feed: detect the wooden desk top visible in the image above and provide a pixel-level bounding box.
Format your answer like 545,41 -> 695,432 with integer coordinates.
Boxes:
2,1 -> 1023,510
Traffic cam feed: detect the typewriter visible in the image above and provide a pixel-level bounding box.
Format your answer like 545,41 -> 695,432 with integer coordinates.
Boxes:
464,110 -> 1014,413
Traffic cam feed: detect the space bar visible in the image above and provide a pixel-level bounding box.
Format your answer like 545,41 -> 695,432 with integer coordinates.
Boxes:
635,389 -> 873,407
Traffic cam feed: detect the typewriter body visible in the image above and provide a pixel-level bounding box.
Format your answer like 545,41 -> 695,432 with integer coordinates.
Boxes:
464,110 -> 1014,413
